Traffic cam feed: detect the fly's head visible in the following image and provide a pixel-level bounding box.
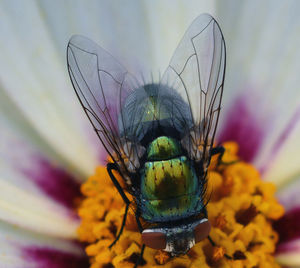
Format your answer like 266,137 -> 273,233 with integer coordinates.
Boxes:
141,218 -> 211,256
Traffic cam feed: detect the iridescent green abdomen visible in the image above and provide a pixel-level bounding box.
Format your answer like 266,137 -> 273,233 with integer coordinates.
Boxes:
140,136 -> 201,222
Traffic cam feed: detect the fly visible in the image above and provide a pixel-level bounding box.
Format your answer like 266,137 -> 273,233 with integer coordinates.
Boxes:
67,13 -> 228,267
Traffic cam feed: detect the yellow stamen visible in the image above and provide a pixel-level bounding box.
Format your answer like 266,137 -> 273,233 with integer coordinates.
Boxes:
77,142 -> 284,267
154,250 -> 170,265
212,246 -> 225,261
213,213 -> 227,230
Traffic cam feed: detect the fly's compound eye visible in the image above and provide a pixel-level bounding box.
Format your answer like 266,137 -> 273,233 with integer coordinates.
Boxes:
194,219 -> 211,243
142,230 -> 166,250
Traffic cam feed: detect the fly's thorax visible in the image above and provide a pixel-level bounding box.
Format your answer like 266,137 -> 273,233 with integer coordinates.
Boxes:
118,83 -> 193,143
147,136 -> 182,160
140,136 -> 203,222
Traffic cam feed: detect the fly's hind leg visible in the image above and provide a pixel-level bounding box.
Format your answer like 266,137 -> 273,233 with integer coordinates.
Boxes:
107,163 -> 130,248
134,244 -> 146,268
211,146 -> 239,166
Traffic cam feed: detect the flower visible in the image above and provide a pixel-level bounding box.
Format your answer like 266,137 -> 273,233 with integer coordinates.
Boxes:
0,0 -> 300,267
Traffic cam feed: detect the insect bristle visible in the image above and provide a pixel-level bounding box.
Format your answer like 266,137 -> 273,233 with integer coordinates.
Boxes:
136,71 -> 161,87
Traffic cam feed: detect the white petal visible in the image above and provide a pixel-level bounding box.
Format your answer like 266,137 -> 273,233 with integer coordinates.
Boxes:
0,1 -> 100,175
137,0 -> 216,74
1,117 -> 79,238
39,0 -> 215,75
0,91 -> 83,181
276,239 -> 300,268
277,173 -> 300,211
0,177 -> 79,239
263,114 -> 300,187
216,0 -> 300,181
0,221 -> 84,268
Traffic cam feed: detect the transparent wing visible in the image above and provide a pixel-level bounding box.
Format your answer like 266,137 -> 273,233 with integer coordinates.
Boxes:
67,35 -> 141,182
161,14 -> 226,166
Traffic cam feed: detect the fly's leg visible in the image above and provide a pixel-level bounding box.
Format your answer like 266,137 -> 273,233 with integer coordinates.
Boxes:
211,146 -> 225,165
107,163 -> 146,267
135,209 -> 144,233
109,203 -> 129,248
202,207 -> 208,218
107,163 -> 130,248
207,235 -> 216,247
134,210 -> 146,267
207,235 -> 232,259
211,146 -> 239,166
134,207 -> 146,267
134,244 -> 145,268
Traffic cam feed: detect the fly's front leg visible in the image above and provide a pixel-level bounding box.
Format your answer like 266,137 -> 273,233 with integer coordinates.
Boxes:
107,163 -> 130,248
133,207 -> 146,267
211,146 -> 239,166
